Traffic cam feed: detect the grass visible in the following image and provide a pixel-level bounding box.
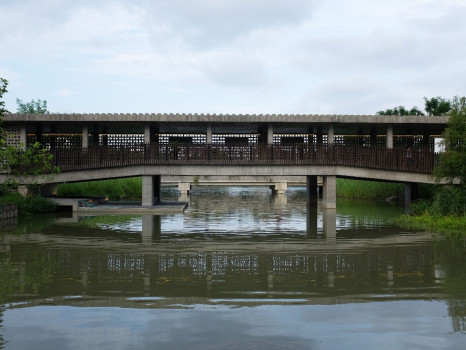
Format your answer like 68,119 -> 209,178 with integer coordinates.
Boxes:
396,214 -> 466,236
58,177 -> 142,200
337,178 -> 405,200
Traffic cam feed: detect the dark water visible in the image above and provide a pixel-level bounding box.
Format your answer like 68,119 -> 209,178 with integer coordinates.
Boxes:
1,187 -> 465,349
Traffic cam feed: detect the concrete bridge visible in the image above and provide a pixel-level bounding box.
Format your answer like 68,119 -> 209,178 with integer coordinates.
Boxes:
2,112 -> 448,208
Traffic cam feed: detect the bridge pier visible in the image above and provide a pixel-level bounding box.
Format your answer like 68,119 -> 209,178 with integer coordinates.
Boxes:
306,175 -> 318,205
178,182 -> 192,195
322,175 -> 336,209
404,182 -> 419,213
142,175 -> 161,206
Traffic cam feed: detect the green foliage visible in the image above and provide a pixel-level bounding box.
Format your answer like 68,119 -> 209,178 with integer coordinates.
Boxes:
58,177 -> 142,200
337,178 -> 404,200
377,105 -> 424,116
16,98 -> 49,114
434,96 -> 466,185
0,192 -> 56,215
424,96 -> 452,116
0,78 -> 8,117
0,142 -> 60,189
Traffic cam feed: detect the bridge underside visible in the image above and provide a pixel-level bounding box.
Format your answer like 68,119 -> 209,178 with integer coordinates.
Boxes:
6,164 -> 434,185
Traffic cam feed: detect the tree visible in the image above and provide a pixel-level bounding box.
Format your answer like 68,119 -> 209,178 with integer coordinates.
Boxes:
0,78 -> 8,117
0,81 -> 58,191
377,105 -> 424,116
424,96 -> 451,116
434,96 -> 466,185
16,98 -> 48,114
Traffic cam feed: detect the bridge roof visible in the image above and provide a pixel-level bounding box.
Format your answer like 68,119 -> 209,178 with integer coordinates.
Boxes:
4,113 -> 449,135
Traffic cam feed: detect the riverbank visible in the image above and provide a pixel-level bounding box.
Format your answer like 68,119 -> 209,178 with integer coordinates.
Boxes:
396,214 -> 466,236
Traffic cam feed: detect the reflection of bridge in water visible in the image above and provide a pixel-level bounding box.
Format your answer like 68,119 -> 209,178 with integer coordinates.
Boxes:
3,223 -> 465,332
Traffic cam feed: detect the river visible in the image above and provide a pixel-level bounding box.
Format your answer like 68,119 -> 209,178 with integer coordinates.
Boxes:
1,187 -> 465,349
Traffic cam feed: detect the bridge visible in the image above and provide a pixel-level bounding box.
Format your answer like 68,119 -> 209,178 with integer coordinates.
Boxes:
2,112 -> 448,208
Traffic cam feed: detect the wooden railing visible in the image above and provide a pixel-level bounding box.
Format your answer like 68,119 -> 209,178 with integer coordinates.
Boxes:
40,143 -> 438,174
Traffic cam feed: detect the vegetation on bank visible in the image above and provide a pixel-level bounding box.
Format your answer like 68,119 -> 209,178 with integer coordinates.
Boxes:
337,178 -> 405,200
58,177 -> 143,200
397,185 -> 466,235
0,192 -> 56,215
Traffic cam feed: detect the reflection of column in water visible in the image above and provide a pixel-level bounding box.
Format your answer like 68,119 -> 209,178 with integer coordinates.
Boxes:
267,270 -> 274,290
387,265 -> 394,287
322,208 -> 336,240
327,254 -> 336,288
206,254 -> 212,296
81,270 -> 88,295
142,214 -> 161,243
306,204 -> 318,237
144,270 -> 150,296
273,193 -> 287,205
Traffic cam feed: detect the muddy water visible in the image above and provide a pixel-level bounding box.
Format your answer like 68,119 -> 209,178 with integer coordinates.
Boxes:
0,187 -> 465,349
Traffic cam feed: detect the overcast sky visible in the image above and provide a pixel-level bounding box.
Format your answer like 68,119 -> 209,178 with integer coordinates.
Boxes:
1,0 -> 465,114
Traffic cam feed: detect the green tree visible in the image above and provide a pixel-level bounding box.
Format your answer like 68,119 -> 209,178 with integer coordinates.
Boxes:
377,105 -> 424,116
0,78 -> 8,117
0,81 -> 58,192
434,96 -> 466,184
424,96 -> 451,116
16,98 -> 48,114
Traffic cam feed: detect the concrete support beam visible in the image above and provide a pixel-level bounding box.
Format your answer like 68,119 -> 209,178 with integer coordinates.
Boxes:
178,182 -> 191,195
327,124 -> 334,145
206,123 -> 212,144
142,175 -> 161,206
82,126 -> 89,149
306,175 -> 318,205
322,175 -> 336,209
19,126 -> 27,151
267,124 -> 274,145
386,125 -> 393,149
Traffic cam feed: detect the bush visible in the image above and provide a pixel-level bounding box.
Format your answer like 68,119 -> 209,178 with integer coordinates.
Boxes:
0,192 -> 56,215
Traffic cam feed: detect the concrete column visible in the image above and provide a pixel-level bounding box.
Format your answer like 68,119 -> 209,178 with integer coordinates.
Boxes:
178,182 -> 191,195
306,175 -> 318,205
327,124 -> 334,145
404,182 -> 419,213
386,124 -> 393,149
422,127 -> 430,149
206,123 -> 212,144
267,124 -> 274,145
82,126 -> 89,149
322,175 -> 336,209
144,125 -> 153,144
19,126 -> 27,151
306,204 -> 318,237
142,175 -> 161,206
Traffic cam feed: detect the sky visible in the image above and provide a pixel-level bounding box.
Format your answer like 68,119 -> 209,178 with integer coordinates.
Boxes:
1,0 -> 465,114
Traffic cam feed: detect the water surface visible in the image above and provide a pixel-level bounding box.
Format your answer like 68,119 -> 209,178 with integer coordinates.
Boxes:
1,187 -> 465,349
